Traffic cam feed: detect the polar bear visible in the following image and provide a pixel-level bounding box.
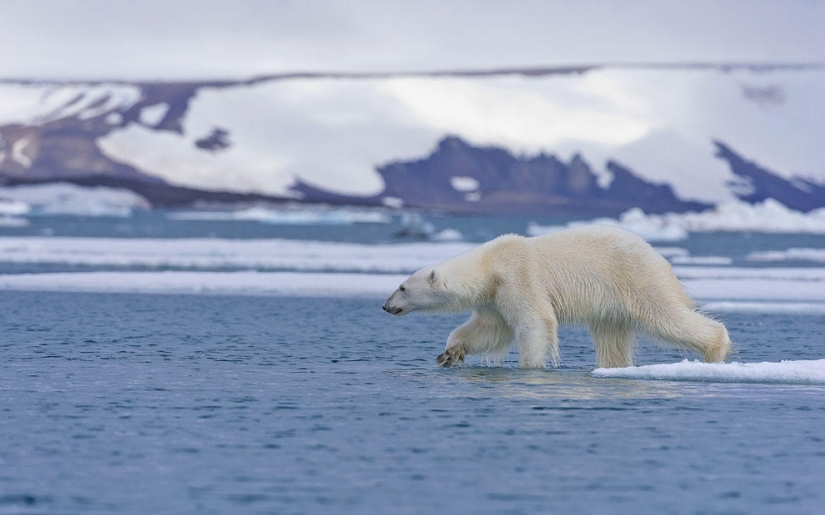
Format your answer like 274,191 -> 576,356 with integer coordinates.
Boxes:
382,225 -> 731,369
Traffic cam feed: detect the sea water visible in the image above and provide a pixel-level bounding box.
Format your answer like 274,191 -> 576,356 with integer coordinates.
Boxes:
1,211 -> 825,514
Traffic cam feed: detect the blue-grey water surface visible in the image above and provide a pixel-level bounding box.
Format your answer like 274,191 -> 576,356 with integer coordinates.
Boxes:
2,291 -> 824,514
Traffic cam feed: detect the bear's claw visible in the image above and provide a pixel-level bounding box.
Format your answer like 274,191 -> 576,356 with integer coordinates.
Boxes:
436,347 -> 465,367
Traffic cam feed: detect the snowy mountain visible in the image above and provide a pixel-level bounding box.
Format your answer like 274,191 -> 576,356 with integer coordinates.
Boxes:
1,64 -> 823,213
292,136 -> 711,215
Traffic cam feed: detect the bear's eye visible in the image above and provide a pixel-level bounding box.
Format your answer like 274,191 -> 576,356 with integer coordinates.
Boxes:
399,285 -> 406,292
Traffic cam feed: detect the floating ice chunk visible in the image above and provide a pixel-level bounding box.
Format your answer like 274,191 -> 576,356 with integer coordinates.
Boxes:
670,255 -> 732,265
652,247 -> 689,258
0,183 -> 150,217
702,301 -> 825,314
0,216 -> 29,227
395,212 -> 460,240
430,228 -> 463,242
748,248 -> 825,263
616,207 -> 689,241
529,200 -> 825,240
168,207 -> 390,225
0,198 -> 30,216
593,359 -> 825,385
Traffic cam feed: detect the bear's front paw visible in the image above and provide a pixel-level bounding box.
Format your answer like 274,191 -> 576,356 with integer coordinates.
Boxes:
436,346 -> 465,367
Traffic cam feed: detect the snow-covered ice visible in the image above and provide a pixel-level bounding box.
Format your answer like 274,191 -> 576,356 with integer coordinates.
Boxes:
0,237 -> 474,273
0,238 -> 823,304
593,359 -> 825,385
0,271 -> 406,298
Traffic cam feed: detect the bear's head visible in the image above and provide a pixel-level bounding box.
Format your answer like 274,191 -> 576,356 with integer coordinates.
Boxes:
383,266 -> 459,315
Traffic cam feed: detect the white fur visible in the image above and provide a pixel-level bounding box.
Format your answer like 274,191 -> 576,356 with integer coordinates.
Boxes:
383,225 -> 732,369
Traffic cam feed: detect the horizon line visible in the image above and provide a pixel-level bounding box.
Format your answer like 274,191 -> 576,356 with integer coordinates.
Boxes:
1,61 -> 824,86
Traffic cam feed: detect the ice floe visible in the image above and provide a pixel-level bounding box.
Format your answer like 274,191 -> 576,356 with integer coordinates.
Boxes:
593,359 -> 825,385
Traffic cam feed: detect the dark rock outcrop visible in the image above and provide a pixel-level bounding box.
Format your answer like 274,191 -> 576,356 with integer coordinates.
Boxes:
715,141 -> 825,212
292,136 -> 711,216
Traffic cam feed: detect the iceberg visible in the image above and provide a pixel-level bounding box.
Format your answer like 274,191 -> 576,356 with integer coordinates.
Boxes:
0,183 -> 150,217
529,199 -> 825,241
593,359 -> 825,385
528,208 -> 688,242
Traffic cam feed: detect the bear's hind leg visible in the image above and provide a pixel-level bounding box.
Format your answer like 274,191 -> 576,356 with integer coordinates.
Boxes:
645,308 -> 732,363
437,308 -> 512,367
513,310 -> 559,368
590,322 -> 636,368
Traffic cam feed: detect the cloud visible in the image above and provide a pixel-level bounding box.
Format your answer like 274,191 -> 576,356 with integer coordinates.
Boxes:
0,0 -> 823,80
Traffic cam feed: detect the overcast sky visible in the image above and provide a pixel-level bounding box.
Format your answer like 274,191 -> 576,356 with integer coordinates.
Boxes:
0,0 -> 823,81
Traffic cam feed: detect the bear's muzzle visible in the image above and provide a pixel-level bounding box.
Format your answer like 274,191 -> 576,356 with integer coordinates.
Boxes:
382,300 -> 404,315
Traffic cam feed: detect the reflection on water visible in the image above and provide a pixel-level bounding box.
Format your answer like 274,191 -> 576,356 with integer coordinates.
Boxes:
449,367 -> 691,401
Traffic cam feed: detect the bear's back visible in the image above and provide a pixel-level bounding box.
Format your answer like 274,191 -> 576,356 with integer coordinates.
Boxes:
523,225 -> 688,323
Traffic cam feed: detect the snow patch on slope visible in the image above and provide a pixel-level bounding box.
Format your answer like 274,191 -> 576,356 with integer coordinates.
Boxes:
138,103 -> 169,127
0,84 -> 141,125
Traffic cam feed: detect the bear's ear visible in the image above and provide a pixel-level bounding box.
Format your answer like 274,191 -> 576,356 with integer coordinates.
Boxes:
428,269 -> 437,285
